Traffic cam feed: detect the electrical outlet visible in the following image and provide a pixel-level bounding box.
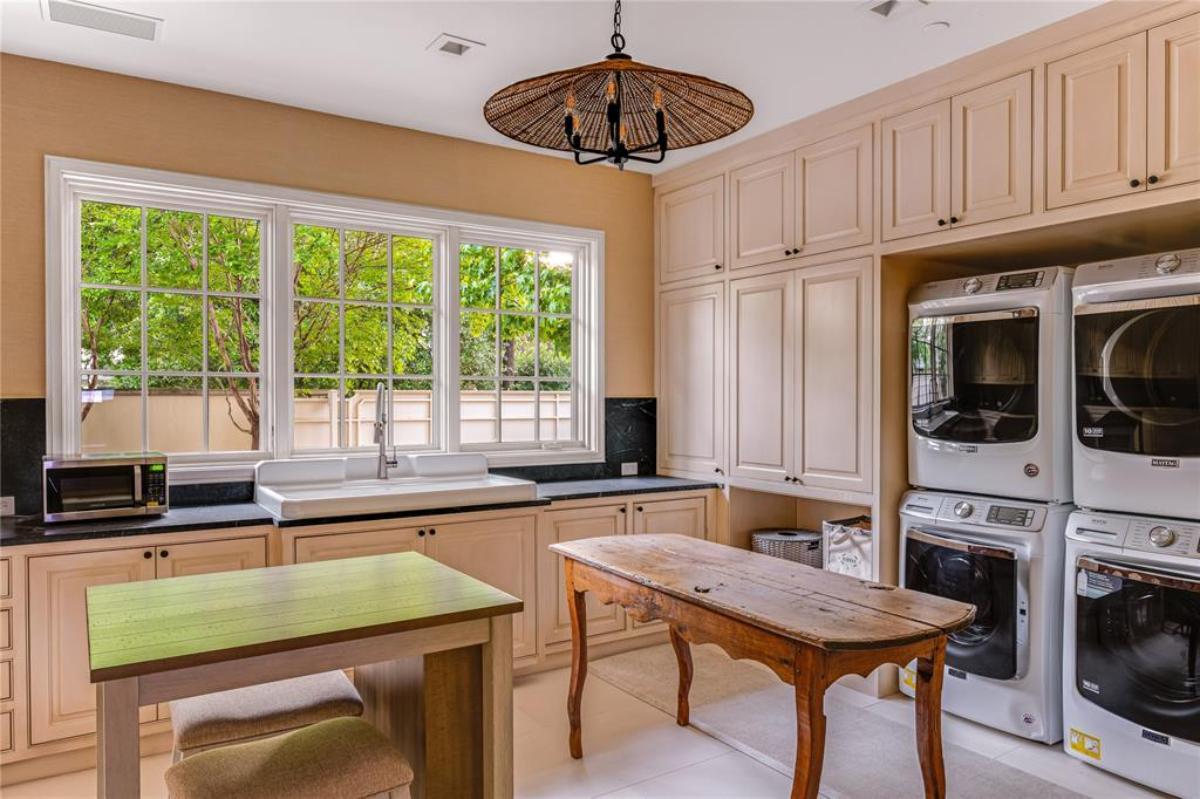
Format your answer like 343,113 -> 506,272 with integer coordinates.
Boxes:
620,462 -> 638,476
0,496 -> 14,516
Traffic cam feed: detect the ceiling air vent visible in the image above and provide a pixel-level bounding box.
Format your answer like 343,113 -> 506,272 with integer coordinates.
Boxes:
426,33 -> 485,57
40,0 -> 163,41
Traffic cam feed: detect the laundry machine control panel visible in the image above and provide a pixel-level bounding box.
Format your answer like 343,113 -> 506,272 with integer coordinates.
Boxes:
1067,512 -> 1200,559
902,492 -> 1048,531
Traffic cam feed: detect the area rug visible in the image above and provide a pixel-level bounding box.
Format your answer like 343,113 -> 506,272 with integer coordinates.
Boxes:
589,643 -> 1085,799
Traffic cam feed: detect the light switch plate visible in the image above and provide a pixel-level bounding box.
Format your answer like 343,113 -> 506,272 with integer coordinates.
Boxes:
0,496 -> 14,516
620,462 -> 638,476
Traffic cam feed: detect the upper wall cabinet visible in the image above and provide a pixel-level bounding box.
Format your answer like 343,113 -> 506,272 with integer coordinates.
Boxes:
797,125 -> 874,256
882,100 -> 952,240
1047,33 -> 1148,208
729,153 -> 796,269
657,175 -> 725,283
951,72 -> 1032,226
658,283 -> 725,476
1148,14 -> 1200,189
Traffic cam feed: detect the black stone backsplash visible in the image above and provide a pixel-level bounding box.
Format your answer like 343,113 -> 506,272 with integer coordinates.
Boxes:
0,397 -> 656,514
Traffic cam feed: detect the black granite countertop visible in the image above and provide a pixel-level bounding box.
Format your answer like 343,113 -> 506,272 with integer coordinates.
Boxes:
0,476 -> 719,546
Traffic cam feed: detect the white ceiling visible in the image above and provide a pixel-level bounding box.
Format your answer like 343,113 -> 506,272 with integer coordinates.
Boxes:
1,0 -> 1099,173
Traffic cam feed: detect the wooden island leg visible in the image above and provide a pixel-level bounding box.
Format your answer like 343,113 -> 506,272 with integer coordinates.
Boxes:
565,560 -> 588,759
96,677 -> 141,799
668,626 -> 693,726
791,648 -> 828,799
914,638 -> 948,799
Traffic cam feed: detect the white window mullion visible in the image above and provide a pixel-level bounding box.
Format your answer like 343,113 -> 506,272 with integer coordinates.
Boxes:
444,227 -> 462,454
269,204 -> 291,460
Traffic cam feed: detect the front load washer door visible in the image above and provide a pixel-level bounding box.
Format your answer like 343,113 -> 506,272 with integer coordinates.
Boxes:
905,528 -> 1018,679
911,308 -> 1039,446
1074,556 -> 1200,742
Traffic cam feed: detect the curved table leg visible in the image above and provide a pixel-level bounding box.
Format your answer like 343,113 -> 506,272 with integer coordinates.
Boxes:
792,648 -> 827,799
914,639 -> 948,799
668,626 -> 693,726
565,561 -> 588,760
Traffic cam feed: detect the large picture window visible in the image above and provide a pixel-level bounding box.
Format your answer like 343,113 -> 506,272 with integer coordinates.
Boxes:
47,158 -> 604,480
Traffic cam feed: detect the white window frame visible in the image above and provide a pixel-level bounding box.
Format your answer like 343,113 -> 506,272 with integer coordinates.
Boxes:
46,157 -> 605,482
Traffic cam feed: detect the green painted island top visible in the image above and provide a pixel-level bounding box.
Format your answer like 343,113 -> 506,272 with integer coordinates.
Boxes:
86,551 -> 523,682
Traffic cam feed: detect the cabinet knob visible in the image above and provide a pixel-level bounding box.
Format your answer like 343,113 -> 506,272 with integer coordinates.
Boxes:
1147,175 -> 1159,185
937,219 -> 947,227
1130,178 -> 1141,188
159,549 -> 169,558
417,529 -> 426,537
619,506 -> 627,513
636,506 -> 644,513
949,216 -> 959,224
428,528 -> 437,536
143,550 -> 153,559
714,264 -> 722,270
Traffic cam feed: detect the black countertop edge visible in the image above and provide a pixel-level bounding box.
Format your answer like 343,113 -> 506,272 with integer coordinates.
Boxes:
0,476 -> 720,546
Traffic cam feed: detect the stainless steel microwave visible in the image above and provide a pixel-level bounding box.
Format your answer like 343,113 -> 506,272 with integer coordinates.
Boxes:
43,453 -> 168,523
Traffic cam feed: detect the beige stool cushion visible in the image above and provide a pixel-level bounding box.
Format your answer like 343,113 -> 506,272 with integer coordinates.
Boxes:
169,671 -> 363,751
165,716 -> 414,799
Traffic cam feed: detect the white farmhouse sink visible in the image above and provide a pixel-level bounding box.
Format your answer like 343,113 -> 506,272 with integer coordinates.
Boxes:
255,454 -> 536,520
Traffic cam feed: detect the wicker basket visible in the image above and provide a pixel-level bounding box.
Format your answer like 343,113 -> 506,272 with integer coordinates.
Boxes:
750,529 -> 822,568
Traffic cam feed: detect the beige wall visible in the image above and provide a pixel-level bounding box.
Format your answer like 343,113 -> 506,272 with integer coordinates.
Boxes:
0,54 -> 655,399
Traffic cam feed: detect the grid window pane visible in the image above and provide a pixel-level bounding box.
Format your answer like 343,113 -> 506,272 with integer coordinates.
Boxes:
393,236 -> 433,304
345,230 -> 388,301
148,376 -> 203,453
81,201 -> 141,286
500,314 -> 535,378
539,251 -> 573,313
342,378 -> 383,448
293,301 -> 339,374
209,376 -> 260,451
393,379 -> 433,447
460,380 -> 497,444
394,308 -> 433,376
461,311 -> 496,377
500,382 -> 536,443
147,209 -> 202,289
541,381 -> 573,441
293,224 -> 340,299
460,244 -> 496,309
344,305 -> 388,374
81,375 -> 142,453
147,293 -> 203,371
80,288 -> 141,371
208,215 -> 260,293
293,378 -> 339,450
538,317 -> 571,378
208,297 -> 260,372
500,248 -> 535,311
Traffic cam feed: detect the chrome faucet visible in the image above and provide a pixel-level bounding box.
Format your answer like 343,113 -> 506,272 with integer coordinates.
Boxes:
374,382 -> 397,479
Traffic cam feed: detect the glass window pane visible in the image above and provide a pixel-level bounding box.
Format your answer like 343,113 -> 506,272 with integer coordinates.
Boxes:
81,374 -> 141,453
148,376 -> 203,453
208,215 -> 260,294
500,381 -> 536,443
461,311 -> 496,377
293,377 -> 339,450
539,251 -> 573,313
147,209 -> 202,289
344,305 -> 388,374
146,293 -> 203,371
208,376 -> 260,451
393,379 -> 433,447
345,230 -> 388,301
80,288 -> 141,371
460,380 -> 497,444
342,378 -> 381,447
293,301 -> 340,374
540,381 -> 573,441
81,201 -> 141,286
293,224 -> 340,299
500,314 -> 535,378
208,297 -> 259,372
460,244 -> 496,309
393,236 -> 433,305
538,317 -> 571,378
500,248 -> 535,311
393,308 -> 433,376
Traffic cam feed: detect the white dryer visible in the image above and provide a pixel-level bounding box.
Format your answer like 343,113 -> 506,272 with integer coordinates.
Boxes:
1063,510 -> 1200,798
1072,248 -> 1200,521
909,266 -> 1073,502
899,490 -> 1070,742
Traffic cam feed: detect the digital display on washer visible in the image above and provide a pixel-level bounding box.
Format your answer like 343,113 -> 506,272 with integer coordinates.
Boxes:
996,271 -> 1043,290
987,506 -> 1031,526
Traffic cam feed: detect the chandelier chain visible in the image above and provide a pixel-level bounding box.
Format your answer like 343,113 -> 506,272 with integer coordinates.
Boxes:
611,0 -> 625,53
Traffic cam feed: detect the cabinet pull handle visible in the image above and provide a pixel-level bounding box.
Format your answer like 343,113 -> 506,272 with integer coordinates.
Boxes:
1130,178 -> 1141,188
937,219 -> 947,227
159,550 -> 169,558
1147,175 -> 1159,185
143,550 -> 153,559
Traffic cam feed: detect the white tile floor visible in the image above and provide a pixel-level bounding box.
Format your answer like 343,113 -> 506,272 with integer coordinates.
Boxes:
3,666 -> 1167,799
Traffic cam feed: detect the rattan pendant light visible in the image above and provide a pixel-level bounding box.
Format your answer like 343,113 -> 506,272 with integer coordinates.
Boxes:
483,0 -> 753,169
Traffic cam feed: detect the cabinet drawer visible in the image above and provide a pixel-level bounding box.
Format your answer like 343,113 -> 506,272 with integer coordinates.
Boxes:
0,557 -> 10,599
0,608 -> 10,651
0,659 -> 10,701
0,709 -> 11,752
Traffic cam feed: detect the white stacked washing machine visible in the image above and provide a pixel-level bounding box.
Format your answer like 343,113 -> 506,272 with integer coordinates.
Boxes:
1061,249 -> 1200,797
901,266 -> 1075,743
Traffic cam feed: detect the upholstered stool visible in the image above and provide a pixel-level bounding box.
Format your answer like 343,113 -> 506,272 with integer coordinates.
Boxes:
169,671 -> 364,759
164,716 -> 414,799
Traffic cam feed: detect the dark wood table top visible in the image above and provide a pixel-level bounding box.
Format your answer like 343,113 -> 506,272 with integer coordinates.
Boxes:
550,534 -> 975,651
87,552 -> 523,682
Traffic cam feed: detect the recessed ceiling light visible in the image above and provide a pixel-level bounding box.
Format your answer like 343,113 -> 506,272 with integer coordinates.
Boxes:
427,33 -> 485,57
924,20 -> 952,33
39,0 -> 163,41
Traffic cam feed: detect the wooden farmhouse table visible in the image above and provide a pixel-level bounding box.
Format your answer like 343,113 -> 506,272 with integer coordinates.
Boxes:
85,551 -> 521,799
550,534 -> 976,799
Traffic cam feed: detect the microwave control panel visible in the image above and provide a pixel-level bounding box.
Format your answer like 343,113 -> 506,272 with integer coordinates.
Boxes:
142,463 -> 168,507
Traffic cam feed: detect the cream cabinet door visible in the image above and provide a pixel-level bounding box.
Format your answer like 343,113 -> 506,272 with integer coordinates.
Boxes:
1047,32 -> 1148,209
882,100 -> 952,240
729,271 -> 794,484
657,175 -> 726,283
729,153 -> 796,269
793,257 -> 873,494
1148,14 -> 1200,189
293,526 -> 426,563
539,505 -> 628,647
658,283 -> 725,477
952,72 -> 1033,227
155,537 -> 267,578
632,497 -> 707,538
28,548 -> 157,745
424,516 -> 538,660
797,125 -> 873,255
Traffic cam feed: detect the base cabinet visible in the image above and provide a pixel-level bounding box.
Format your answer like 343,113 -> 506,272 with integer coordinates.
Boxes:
293,526 -> 426,562
539,504 -> 629,648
